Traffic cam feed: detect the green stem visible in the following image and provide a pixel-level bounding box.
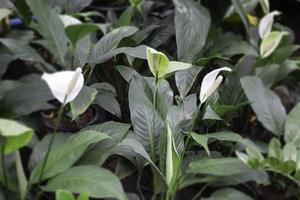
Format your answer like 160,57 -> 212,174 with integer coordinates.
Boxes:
151,76 -> 159,200
1,137 -> 7,189
182,103 -> 202,158
192,184 -> 208,200
170,103 -> 202,198
36,100 -> 65,196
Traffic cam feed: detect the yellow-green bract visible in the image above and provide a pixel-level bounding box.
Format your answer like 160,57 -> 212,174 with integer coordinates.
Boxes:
146,47 -> 192,79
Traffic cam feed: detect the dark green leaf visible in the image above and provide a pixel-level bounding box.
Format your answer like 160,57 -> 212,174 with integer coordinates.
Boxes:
26,0 -> 68,65
42,166 -> 127,200
173,0 -> 210,62
241,76 -> 286,136
30,130 -> 109,183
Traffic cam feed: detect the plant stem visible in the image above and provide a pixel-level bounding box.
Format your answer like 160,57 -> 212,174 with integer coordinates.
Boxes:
192,184 -> 208,200
171,103 -> 202,198
0,137 -> 7,188
151,76 -> 159,200
182,103 -> 202,158
36,100 -> 65,194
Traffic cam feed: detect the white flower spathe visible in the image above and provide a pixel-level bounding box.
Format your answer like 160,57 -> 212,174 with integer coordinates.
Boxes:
42,68 -> 84,104
199,67 -> 232,104
258,11 -> 281,39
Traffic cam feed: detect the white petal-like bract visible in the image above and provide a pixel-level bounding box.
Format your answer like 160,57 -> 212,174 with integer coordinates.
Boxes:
59,15 -> 82,27
199,67 -> 232,103
42,68 -> 84,104
258,11 -> 281,39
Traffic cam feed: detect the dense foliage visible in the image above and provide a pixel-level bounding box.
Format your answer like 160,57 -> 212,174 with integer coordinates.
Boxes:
0,0 -> 300,199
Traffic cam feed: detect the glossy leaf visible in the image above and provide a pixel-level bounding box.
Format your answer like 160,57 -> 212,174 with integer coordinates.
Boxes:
175,67 -> 202,98
188,157 -> 250,176
70,86 -> 98,119
30,130 -> 109,183
42,166 -> 127,200
173,0 -> 210,62
66,23 -> 99,48
285,103 -> 300,147
26,0 -> 69,65
241,76 -> 286,136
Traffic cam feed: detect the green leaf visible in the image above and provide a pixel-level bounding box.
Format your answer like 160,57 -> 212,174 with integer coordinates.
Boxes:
173,0 -> 211,62
94,91 -> 121,117
175,67 -> 202,98
30,130 -> 110,183
230,0 -> 251,40
0,118 -> 33,154
285,103 -> 300,147
26,0 -> 68,65
79,121 -> 131,165
115,7 -> 133,27
0,75 -> 54,117
241,76 -> 286,136
42,166 -> 127,200
114,138 -> 162,177
70,86 -> 98,120
91,26 -> 138,64
190,132 -> 210,156
188,157 -> 250,176
203,188 -> 254,200
268,138 -> 282,161
55,190 -> 75,200
283,143 -> 297,162
0,8 -> 11,21
65,24 -> 99,48
128,75 -> 164,150
77,192 -> 89,200
260,32 -> 286,58
0,38 -> 55,72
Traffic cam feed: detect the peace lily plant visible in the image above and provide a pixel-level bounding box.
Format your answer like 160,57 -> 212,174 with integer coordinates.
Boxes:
146,47 -> 232,199
37,68 -> 84,190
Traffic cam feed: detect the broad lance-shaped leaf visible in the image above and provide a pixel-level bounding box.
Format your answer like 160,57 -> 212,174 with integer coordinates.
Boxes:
258,11 -> 281,39
176,67 -> 203,98
70,86 -> 98,119
30,130 -> 110,183
146,47 -> 192,78
0,118 -> 33,154
0,38 -> 55,72
241,76 -> 286,136
90,26 -> 138,64
42,165 -> 127,200
285,103 -> 300,147
129,75 -> 164,151
260,31 -> 286,58
187,157 -> 251,176
26,0 -> 68,65
173,0 -> 210,62
65,23 -> 100,48
77,121 -> 131,165
42,68 -> 84,104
